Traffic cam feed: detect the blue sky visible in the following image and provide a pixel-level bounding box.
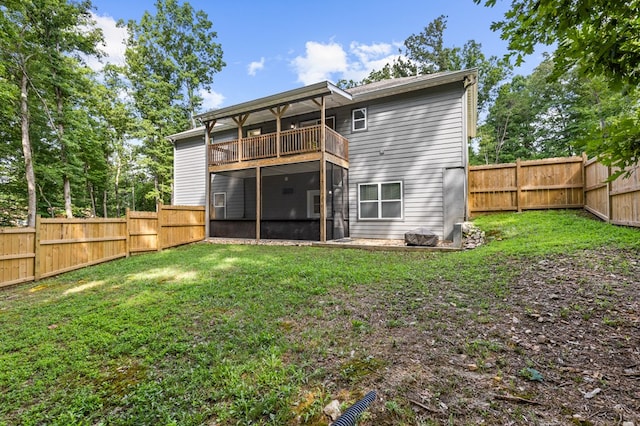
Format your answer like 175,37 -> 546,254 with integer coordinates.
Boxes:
89,0 -> 547,112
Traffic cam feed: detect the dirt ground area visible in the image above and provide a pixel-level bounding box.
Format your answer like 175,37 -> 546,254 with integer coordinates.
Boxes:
289,249 -> 640,425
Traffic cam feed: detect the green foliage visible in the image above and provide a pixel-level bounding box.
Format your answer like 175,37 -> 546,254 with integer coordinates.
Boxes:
354,15 -> 512,115
475,0 -> 640,171
0,0 -> 110,222
583,87 -> 640,176
474,55 -> 640,166
475,0 -> 640,88
0,0 -> 226,220
122,0 -> 225,205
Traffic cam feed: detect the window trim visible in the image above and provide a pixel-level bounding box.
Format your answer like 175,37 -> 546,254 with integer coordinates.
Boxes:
306,189 -> 321,219
352,107 -> 367,132
357,181 -> 403,220
213,192 -> 226,219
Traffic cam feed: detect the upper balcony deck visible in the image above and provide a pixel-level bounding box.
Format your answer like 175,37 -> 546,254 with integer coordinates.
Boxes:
208,124 -> 348,171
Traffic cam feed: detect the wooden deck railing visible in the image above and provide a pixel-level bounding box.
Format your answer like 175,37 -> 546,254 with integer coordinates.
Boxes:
208,125 -> 348,166
326,127 -> 348,160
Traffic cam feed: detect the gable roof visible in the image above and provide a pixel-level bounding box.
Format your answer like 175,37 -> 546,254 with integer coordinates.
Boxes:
170,69 -> 477,142
349,69 -> 475,99
194,81 -> 353,128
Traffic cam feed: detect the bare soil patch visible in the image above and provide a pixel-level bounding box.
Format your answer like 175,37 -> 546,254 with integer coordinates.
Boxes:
287,249 -> 640,425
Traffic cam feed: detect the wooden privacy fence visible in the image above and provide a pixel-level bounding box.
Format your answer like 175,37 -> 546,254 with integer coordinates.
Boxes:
469,155 -> 640,228
0,204 -> 205,288
469,157 -> 584,213
584,159 -> 640,227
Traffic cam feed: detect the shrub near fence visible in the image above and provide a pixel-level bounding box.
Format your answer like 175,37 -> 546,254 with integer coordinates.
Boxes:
0,205 -> 205,288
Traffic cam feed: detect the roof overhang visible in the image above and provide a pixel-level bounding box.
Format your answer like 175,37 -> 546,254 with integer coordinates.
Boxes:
195,81 -> 353,128
349,69 -> 478,101
167,126 -> 206,143
169,70 -> 478,142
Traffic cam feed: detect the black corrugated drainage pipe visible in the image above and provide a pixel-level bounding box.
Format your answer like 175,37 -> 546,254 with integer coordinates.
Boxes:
331,390 -> 377,426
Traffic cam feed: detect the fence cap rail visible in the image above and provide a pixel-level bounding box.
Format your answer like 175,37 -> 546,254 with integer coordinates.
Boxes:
161,205 -> 206,211
39,218 -> 126,224
0,227 -> 36,234
128,212 -> 158,218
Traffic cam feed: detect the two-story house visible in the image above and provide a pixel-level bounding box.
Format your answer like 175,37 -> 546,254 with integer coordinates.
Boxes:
169,69 -> 477,243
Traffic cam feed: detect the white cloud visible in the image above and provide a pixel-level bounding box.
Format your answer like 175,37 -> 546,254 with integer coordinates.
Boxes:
199,89 -> 225,111
85,12 -> 127,71
350,41 -> 395,63
291,41 -> 348,85
291,40 -> 405,85
248,57 -> 265,76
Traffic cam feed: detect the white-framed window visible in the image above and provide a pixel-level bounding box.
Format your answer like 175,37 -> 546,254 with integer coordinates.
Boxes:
352,107 -> 367,131
246,128 -> 261,137
213,192 -> 226,219
307,190 -> 321,218
358,181 -> 403,220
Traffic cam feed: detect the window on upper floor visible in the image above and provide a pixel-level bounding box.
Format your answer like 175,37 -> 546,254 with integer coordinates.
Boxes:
358,181 -> 403,220
352,107 -> 367,131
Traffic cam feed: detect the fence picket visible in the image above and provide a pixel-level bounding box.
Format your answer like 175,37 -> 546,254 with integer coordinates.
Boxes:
1,205 -> 205,288
470,156 -> 639,227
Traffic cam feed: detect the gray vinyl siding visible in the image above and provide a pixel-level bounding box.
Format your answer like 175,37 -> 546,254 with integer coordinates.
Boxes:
211,175 -> 246,219
197,81 -> 468,240
343,83 -> 465,239
211,129 -> 237,143
173,136 -> 206,206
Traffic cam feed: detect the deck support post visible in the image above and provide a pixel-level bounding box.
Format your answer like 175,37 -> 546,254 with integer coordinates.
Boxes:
256,166 -> 261,241
318,96 -> 327,242
204,120 -> 215,237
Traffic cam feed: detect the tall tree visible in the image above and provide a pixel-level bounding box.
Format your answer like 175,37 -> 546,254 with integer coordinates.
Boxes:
356,15 -> 512,114
1,1 -> 40,226
92,65 -> 138,217
478,75 -> 537,163
0,0 -> 103,224
476,0 -> 640,171
123,0 -> 225,205
35,0 -> 102,218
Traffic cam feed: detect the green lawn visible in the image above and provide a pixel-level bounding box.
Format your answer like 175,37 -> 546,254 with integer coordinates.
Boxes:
1,210 -> 638,425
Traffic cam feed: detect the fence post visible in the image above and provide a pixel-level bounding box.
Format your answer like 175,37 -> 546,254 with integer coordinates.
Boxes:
157,202 -> 163,251
607,166 -> 613,223
581,152 -> 588,206
34,215 -> 41,281
125,208 -> 131,258
516,158 -> 522,212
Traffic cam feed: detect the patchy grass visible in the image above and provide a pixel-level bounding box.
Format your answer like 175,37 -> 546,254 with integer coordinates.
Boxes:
0,210 -> 639,425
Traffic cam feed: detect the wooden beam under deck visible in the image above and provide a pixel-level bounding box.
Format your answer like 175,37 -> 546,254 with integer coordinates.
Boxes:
209,151 -> 348,173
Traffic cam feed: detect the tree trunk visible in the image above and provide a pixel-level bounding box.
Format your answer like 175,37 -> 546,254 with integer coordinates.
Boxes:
63,177 -> 72,217
114,151 -> 121,216
88,180 -> 96,217
57,88 -> 73,219
103,190 -> 107,218
20,70 -> 37,227
154,175 -> 160,207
